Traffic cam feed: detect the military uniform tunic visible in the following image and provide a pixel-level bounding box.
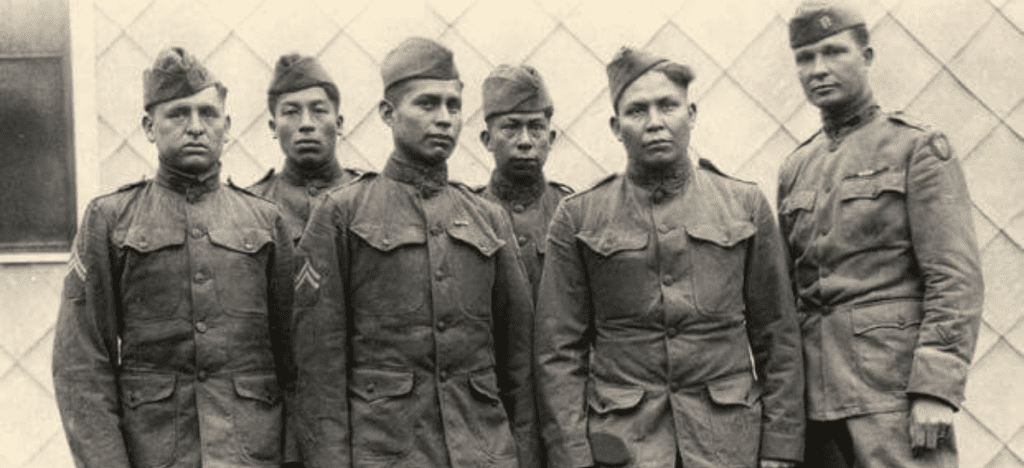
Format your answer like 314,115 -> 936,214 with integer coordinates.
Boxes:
247,160 -> 361,244
475,176 -> 572,298
292,156 -> 538,468
53,166 -> 295,468
777,104 -> 983,421
536,161 -> 805,468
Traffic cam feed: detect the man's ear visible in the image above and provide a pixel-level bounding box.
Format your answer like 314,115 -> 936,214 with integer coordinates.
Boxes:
609,115 -> 622,141
688,102 -> 697,126
378,100 -> 395,128
548,129 -> 557,144
336,114 -> 344,135
268,117 -> 277,138
479,129 -> 491,149
862,46 -> 874,67
142,114 -> 156,142
224,115 -> 232,134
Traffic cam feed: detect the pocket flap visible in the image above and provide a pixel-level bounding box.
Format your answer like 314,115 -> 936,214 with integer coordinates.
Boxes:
780,190 -> 816,214
707,372 -> 759,407
351,368 -> 415,403
209,228 -> 274,254
588,380 -> 645,415
123,225 -> 185,253
121,373 -> 176,409
839,170 -> 905,201
447,221 -> 505,257
852,300 -> 923,335
233,374 -> 282,405
576,229 -> 649,258
349,223 -> 426,252
469,372 -> 502,404
686,221 -> 756,248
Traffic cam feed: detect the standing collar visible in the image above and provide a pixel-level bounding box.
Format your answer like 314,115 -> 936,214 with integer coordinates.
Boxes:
822,96 -> 879,139
382,152 -> 448,198
626,158 -> 691,204
281,157 -> 344,189
156,162 -> 221,201
488,171 -> 546,206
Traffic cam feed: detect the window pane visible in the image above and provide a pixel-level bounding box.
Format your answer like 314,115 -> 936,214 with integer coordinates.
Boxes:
0,58 -> 75,252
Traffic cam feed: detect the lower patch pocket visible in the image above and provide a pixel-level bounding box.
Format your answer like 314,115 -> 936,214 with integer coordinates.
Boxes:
233,374 -> 283,463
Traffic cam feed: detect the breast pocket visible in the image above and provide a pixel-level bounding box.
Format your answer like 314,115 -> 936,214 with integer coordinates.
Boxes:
120,226 -> 188,322
686,222 -> 756,316
447,222 -> 503,320
349,223 -> 428,316
837,170 -> 908,247
120,372 -> 178,468
208,228 -> 274,316
576,228 -> 651,320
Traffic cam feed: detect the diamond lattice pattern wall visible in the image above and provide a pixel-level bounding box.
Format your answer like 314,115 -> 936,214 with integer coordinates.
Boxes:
1,0 -> 1022,466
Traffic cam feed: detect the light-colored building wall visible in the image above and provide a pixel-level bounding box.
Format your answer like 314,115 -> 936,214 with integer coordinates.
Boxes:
2,0 -> 1022,466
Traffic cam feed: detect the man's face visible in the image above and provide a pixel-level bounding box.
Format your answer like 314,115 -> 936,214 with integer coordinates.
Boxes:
611,71 -> 696,170
383,79 -> 463,165
794,29 -> 873,111
270,86 -> 342,169
481,111 -> 555,182
144,86 -> 230,174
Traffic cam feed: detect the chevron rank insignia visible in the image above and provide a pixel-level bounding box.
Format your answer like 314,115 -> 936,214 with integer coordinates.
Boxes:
294,258 -> 322,306
67,244 -> 86,282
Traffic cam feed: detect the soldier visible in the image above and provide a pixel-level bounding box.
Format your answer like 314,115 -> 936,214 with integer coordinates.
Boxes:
475,64 -> 573,298
52,47 -> 294,467
535,47 -> 804,468
778,3 -> 984,467
248,54 -> 361,244
291,37 -> 539,468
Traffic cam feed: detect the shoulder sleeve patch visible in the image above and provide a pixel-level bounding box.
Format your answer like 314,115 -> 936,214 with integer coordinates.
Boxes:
929,133 -> 952,161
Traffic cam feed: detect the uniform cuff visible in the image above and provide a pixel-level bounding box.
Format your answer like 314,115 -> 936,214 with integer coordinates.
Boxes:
759,430 -> 804,463
908,347 -> 968,411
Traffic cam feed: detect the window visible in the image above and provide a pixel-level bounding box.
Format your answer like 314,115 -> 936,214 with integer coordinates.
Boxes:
0,0 -> 74,253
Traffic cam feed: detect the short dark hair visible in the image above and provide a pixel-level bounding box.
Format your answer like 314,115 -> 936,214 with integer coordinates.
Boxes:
484,107 -> 554,127
850,24 -> 870,48
383,79 -> 464,107
615,62 -> 695,114
268,83 -> 340,116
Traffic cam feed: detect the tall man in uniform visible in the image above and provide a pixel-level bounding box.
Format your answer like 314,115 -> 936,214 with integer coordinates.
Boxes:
292,37 -> 539,468
475,64 -> 573,298
53,47 -> 295,467
536,47 -> 804,468
778,3 -> 984,466
249,54 -> 361,244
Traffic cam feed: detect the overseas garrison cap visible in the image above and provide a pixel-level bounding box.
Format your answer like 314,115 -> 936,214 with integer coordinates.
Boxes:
143,47 -> 221,111
482,65 -> 553,121
606,47 -> 668,111
789,1 -> 866,48
268,54 -> 339,106
381,37 -> 459,91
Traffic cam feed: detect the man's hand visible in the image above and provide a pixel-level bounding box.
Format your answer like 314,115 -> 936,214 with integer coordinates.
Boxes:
760,459 -> 796,468
910,396 -> 955,455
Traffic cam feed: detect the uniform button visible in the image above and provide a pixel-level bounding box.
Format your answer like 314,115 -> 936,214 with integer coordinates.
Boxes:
435,270 -> 444,281
138,239 -> 148,249
197,371 -> 208,382
244,239 -> 254,250
512,204 -> 525,213
307,187 -> 319,196
669,382 -> 680,392
437,320 -> 447,332
662,275 -> 673,286
820,226 -> 830,235
430,227 -> 443,237
439,371 -> 449,382
195,321 -> 208,333
190,227 -> 204,239
194,272 -> 207,283
667,326 -> 677,338
366,383 -> 375,394
658,224 -> 670,234
517,235 -> 528,246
